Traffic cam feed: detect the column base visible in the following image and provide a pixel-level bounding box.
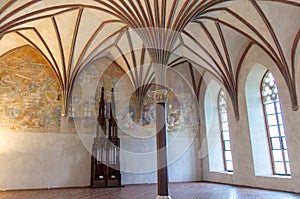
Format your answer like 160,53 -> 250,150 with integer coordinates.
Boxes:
156,196 -> 171,199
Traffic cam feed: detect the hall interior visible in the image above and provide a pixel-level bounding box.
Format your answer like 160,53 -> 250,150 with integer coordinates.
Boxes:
0,1 -> 300,198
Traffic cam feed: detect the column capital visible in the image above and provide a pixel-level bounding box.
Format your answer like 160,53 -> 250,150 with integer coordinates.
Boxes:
152,89 -> 168,104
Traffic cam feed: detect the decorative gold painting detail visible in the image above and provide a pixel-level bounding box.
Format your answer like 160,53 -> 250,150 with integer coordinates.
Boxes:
0,45 -> 62,132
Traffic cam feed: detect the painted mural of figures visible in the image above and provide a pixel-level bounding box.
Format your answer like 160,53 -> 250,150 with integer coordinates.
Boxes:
143,110 -> 154,124
167,103 -> 182,131
142,104 -> 155,125
0,72 -> 16,90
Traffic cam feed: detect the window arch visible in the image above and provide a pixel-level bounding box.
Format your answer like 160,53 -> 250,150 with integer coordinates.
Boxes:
261,71 -> 290,175
218,90 -> 233,172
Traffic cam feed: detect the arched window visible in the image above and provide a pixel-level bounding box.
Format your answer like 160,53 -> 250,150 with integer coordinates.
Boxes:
218,90 -> 233,172
261,71 -> 290,175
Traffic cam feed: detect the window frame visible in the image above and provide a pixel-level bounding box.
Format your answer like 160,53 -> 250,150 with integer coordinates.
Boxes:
217,90 -> 234,172
260,71 -> 290,176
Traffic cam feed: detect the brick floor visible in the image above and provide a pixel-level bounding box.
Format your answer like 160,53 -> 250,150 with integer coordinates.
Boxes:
0,182 -> 299,199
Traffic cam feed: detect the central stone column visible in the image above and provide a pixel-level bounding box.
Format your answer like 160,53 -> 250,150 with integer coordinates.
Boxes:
153,89 -> 171,199
150,47 -> 171,199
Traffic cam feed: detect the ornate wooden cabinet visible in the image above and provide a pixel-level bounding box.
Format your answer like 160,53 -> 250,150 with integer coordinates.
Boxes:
90,87 -> 122,188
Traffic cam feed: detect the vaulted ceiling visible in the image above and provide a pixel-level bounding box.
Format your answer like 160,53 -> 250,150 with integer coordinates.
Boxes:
0,0 -> 299,118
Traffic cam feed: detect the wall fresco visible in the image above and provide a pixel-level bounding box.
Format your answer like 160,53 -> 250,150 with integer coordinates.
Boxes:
70,58 -> 134,133
0,45 -> 62,132
128,69 -> 198,133
71,61 -> 198,135
0,46 -> 197,134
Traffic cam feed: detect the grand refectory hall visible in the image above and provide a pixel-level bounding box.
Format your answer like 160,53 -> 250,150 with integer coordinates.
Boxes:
0,1 -> 300,198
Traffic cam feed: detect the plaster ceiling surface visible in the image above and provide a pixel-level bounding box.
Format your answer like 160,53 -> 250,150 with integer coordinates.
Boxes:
0,0 -> 299,117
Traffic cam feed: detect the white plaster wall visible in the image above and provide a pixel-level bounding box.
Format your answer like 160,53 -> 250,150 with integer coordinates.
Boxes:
119,128 -> 202,185
0,132 -> 90,191
0,126 -> 202,190
168,137 -> 202,183
120,131 -> 157,185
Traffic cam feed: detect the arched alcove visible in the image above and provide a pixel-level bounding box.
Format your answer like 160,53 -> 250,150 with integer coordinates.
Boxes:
245,63 -> 273,176
204,79 -> 224,172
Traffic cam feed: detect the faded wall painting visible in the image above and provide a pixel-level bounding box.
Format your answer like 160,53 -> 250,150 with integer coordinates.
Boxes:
70,58 -> 134,133
67,57 -> 198,135
129,69 -> 198,133
0,45 -> 62,132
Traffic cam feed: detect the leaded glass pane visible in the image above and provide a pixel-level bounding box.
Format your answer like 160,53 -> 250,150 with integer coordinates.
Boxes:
220,113 -> 228,122
222,122 -> 229,131
223,131 -> 230,140
225,151 -> 233,161
274,162 -> 285,174
265,103 -> 275,114
271,138 -> 281,150
268,126 -> 279,137
226,161 -> 233,171
224,141 -> 231,151
267,114 -> 277,126
272,150 -> 283,161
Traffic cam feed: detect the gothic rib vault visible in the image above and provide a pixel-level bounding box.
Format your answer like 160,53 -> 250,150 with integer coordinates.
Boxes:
0,0 -> 299,119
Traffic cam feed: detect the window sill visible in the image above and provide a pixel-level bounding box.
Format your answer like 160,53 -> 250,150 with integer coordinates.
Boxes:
257,174 -> 291,179
211,171 -> 234,175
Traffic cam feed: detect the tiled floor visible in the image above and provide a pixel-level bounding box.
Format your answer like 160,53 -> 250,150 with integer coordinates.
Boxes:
0,182 -> 299,199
